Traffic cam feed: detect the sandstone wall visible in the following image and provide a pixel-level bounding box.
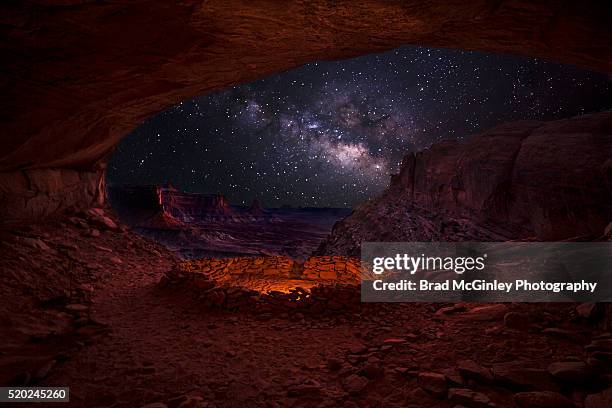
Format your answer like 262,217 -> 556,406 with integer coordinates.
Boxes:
0,169 -> 105,226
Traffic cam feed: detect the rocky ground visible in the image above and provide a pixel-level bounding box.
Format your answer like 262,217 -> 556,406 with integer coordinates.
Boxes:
0,209 -> 611,408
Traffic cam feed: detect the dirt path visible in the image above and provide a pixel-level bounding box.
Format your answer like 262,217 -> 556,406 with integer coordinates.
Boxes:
43,266 -> 601,408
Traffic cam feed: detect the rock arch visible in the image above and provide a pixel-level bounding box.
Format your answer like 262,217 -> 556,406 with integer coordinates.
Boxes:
1,1 -> 611,223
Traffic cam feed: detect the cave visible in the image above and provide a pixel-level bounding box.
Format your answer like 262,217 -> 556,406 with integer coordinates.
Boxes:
1,2 -> 612,407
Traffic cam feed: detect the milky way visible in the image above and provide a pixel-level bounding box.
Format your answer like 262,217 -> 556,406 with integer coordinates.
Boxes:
107,46 -> 612,207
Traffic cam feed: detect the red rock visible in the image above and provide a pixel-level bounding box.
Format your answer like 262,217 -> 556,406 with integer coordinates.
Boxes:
327,358 -> 343,371
175,395 -> 205,408
457,360 -> 494,383
547,361 -> 593,383
492,365 -> 560,392
361,362 -> 384,380
110,256 -> 123,265
417,372 -> 447,398
504,312 -> 534,331
65,304 -> 88,312
448,388 -> 494,408
435,304 -> 467,317
348,343 -> 368,355
576,303 -> 599,320
514,391 -> 576,408
86,209 -> 119,231
342,374 -> 369,395
382,338 -> 407,345
287,379 -> 322,396
585,387 -> 612,408
21,237 -> 51,251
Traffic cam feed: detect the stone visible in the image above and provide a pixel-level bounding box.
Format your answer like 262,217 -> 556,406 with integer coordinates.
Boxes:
434,303 -> 467,319
65,304 -> 88,312
327,358 -> 343,371
541,328 -> 585,343
361,362 -> 384,380
604,222 -> 612,239
576,303 -> 599,320
79,283 -> 95,293
464,305 -> 508,321
342,374 -> 369,395
86,209 -> 119,231
94,244 -> 113,253
504,312 -> 533,331
287,380 -> 322,396
21,237 -> 51,251
492,365 -> 559,392
176,396 -> 205,408
382,338 -> 407,345
33,360 -> 56,381
110,256 -> 123,265
547,361 -> 593,383
417,372 -> 447,398
435,304 -> 467,317
514,391 -> 576,408
448,388 -> 494,408
348,343 -> 368,355
441,368 -> 464,387
586,339 -> 612,352
457,360 -> 494,383
585,387 -> 612,408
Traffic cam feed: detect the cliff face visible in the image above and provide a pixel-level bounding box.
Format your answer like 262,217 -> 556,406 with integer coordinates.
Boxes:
161,190 -> 234,220
319,110 -> 612,256
107,185 -> 235,227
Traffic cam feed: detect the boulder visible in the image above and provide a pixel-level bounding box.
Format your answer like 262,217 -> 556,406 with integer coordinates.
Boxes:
514,391 -> 576,408
342,374 -> 369,395
585,387 -> 612,408
547,361 -> 593,383
417,372 -> 447,398
448,388 -> 494,408
493,365 -> 559,392
576,303 -> 600,320
457,360 -> 494,383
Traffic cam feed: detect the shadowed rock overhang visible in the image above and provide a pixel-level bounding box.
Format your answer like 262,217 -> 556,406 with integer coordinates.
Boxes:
0,1 -> 611,223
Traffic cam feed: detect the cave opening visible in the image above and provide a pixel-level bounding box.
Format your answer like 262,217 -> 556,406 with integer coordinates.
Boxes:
105,45 -> 611,292
2,3 -> 612,406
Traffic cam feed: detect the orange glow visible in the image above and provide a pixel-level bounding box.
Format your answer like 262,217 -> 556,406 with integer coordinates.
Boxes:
179,256 -> 364,294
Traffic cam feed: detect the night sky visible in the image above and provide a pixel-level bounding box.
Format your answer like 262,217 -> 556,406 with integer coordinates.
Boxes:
107,46 -> 612,208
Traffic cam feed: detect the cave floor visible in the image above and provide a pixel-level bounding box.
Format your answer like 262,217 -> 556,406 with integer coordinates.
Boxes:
0,212 -> 610,408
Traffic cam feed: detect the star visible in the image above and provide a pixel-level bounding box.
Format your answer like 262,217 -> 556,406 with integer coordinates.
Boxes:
108,46 -> 612,208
